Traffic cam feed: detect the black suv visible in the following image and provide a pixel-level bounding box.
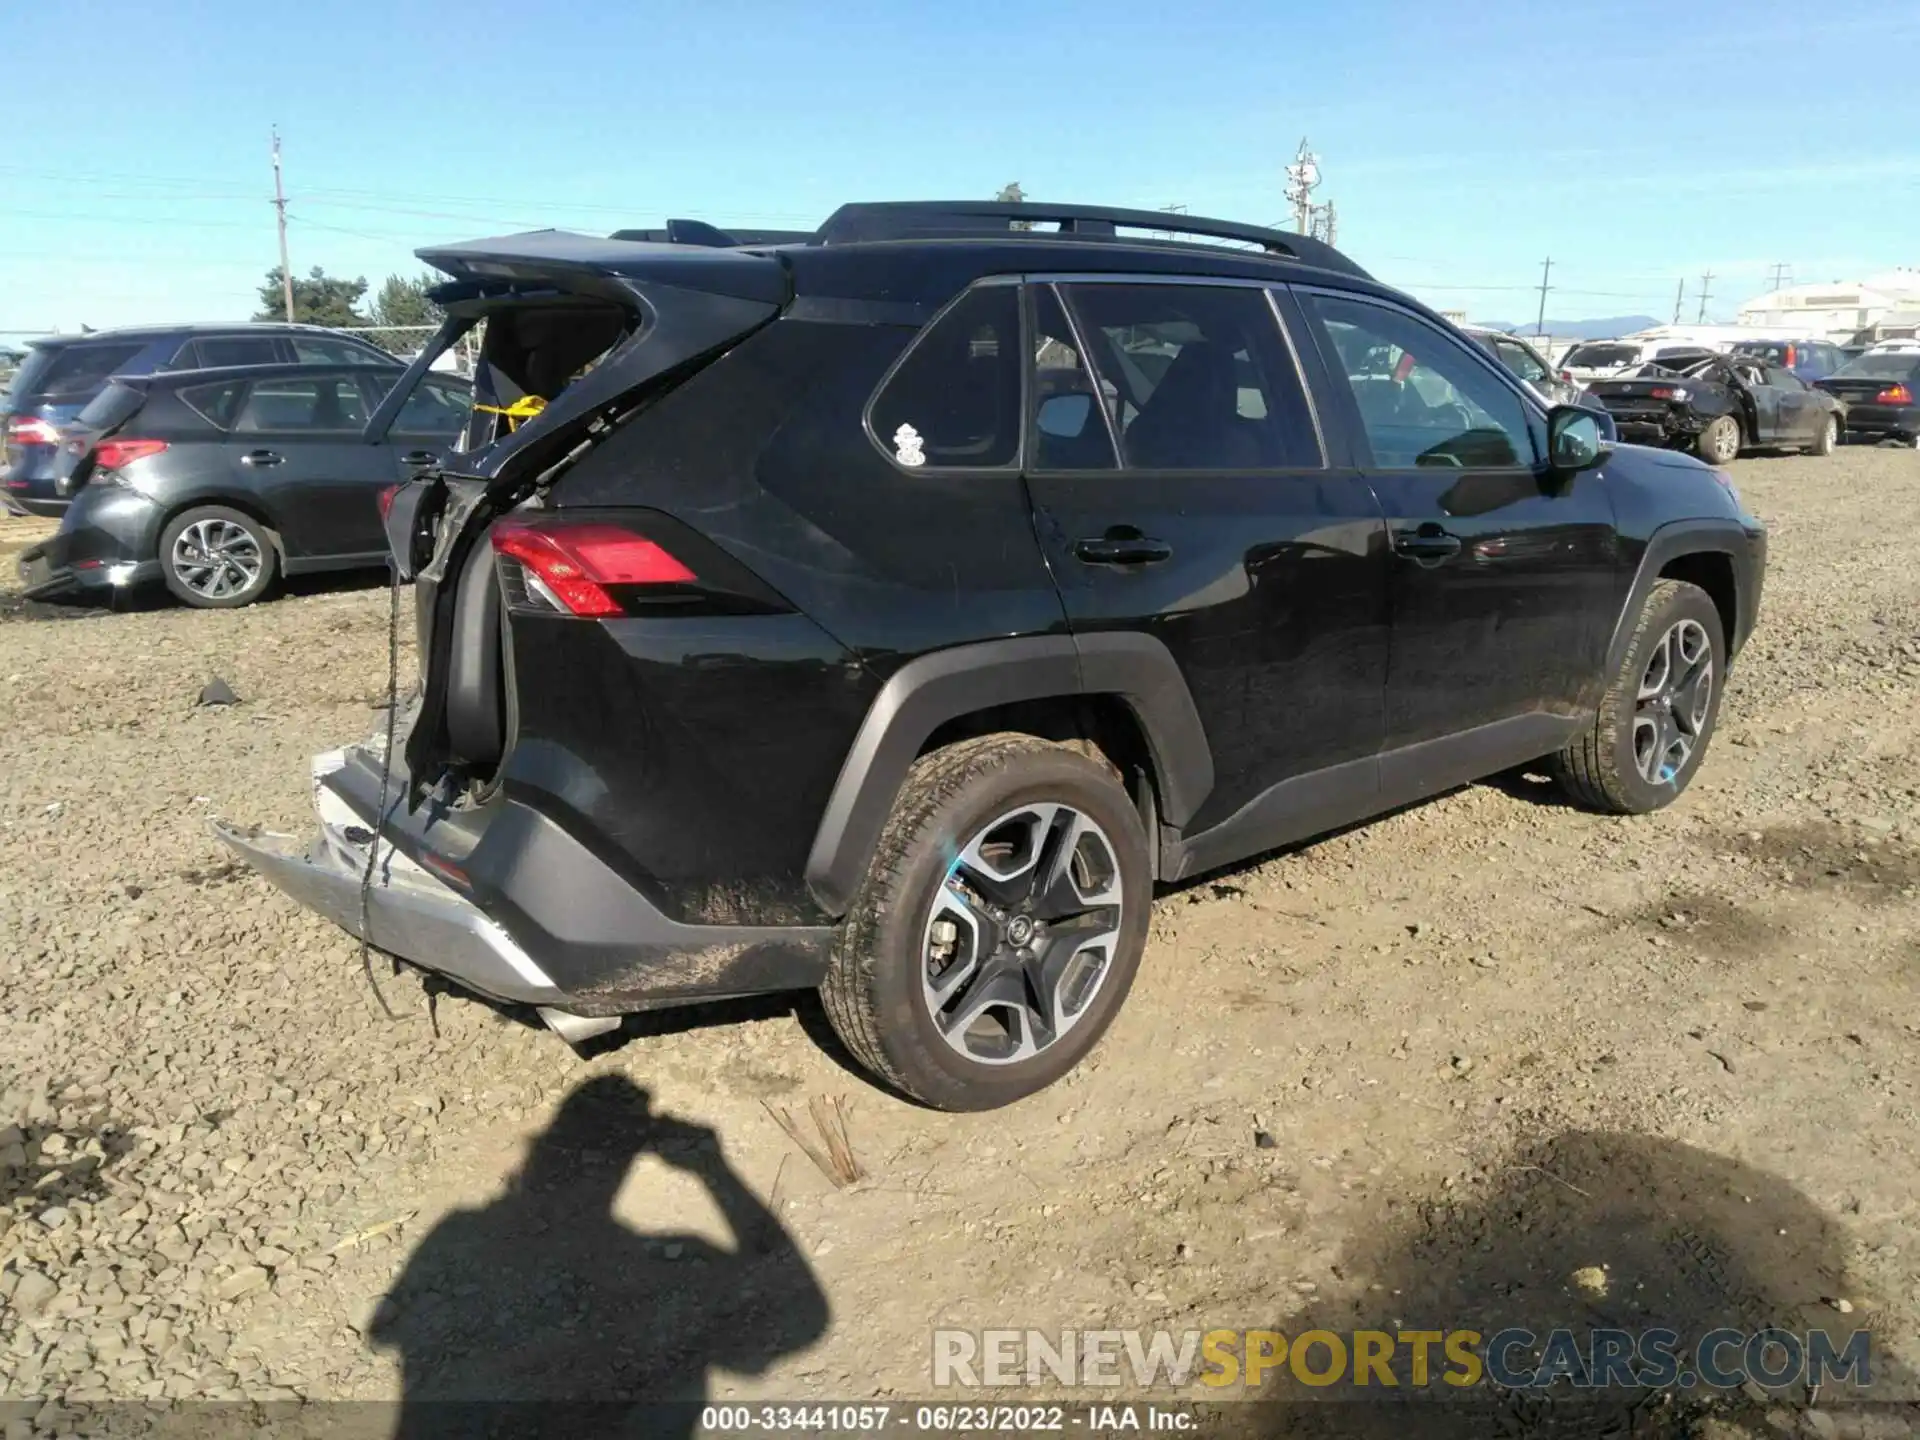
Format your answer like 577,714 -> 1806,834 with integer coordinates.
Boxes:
220,203 -> 1767,1111
3,324 -> 397,516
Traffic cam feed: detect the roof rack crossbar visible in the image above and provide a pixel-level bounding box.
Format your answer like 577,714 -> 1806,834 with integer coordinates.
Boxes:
609,222 -> 818,249
815,201 -> 1369,278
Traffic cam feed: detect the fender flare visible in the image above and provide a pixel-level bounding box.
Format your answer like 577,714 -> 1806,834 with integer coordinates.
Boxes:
1605,518 -> 1763,675
803,633 -> 1213,916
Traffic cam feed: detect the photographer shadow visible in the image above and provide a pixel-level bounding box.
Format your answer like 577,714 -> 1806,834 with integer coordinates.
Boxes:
369,1074 -> 828,1438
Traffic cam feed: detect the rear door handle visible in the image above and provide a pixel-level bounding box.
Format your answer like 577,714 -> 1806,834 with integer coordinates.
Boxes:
1393,528 -> 1462,562
1074,535 -> 1173,566
240,450 -> 284,467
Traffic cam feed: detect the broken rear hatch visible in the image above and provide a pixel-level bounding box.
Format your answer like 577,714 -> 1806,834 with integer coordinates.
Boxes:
366,229 -> 792,800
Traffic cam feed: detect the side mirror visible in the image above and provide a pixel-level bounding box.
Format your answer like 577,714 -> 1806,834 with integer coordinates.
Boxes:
1547,406 -> 1608,471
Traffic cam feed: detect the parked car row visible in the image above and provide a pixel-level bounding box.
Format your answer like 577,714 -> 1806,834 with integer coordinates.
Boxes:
209,200 -> 1767,1109
3,323 -> 401,517
5,324 -> 474,607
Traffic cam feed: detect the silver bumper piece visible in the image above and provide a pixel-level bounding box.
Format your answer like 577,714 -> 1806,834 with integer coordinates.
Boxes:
216,747 -> 567,1008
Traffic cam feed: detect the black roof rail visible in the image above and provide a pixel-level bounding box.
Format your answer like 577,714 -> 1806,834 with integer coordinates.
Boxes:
609,220 -> 816,248
814,201 -> 1370,279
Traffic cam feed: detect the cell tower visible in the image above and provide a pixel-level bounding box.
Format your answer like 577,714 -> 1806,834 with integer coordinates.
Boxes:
1285,138 -> 1321,234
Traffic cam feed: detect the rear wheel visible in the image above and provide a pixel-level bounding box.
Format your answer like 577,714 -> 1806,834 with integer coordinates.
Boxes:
1695,414 -> 1741,464
160,505 -> 277,608
1808,413 -> 1838,456
821,733 -> 1151,1111
1551,578 -> 1725,814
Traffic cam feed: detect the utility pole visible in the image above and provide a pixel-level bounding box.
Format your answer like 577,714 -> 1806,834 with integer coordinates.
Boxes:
1157,202 -> 1187,241
1672,277 -> 1686,325
1768,262 -> 1790,291
1534,257 -> 1553,337
272,126 -> 294,323
1696,269 -> 1714,324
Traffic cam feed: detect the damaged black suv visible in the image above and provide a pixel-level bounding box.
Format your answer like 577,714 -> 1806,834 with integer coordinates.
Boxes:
221,202 -> 1767,1110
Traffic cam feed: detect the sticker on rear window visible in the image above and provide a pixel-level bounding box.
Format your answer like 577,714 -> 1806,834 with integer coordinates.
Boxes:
892,423 -> 926,467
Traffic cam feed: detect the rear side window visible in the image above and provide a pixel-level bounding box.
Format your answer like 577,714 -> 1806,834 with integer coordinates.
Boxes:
292,337 -> 381,366
1064,283 -> 1320,469
191,336 -> 283,368
234,376 -> 369,432
24,341 -> 147,398
392,378 -> 470,436
178,381 -> 246,429
868,284 -> 1021,468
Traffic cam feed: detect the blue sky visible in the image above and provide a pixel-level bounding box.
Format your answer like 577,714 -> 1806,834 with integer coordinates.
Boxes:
3,0 -> 1916,335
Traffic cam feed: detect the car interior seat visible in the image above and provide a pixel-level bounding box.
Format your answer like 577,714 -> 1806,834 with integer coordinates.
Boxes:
1124,340 -> 1263,468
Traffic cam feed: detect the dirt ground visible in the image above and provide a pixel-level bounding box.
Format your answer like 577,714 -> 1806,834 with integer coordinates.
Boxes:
2,449 -> 1917,1437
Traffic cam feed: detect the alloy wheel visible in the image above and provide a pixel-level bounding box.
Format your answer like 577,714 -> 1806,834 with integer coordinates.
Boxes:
1710,420 -> 1739,463
921,803 -> 1124,1066
171,519 -> 263,600
1633,618 -> 1714,785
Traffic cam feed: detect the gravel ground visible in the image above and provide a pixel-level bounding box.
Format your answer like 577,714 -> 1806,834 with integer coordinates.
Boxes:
2,449 -> 1917,1436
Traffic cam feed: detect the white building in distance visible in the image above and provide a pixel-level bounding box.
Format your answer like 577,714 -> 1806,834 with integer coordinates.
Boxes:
1736,269 -> 1920,341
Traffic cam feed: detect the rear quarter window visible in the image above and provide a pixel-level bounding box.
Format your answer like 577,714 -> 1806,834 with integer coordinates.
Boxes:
867,284 -> 1022,469
190,336 -> 285,368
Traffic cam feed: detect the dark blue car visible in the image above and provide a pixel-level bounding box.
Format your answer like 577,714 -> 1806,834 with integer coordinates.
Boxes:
2,324 -> 397,516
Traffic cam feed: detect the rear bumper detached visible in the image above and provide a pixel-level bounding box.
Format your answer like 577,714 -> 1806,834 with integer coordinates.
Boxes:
216,745 -> 832,1037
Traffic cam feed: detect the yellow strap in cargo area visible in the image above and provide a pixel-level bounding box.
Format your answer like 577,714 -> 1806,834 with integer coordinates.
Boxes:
473,394 -> 548,431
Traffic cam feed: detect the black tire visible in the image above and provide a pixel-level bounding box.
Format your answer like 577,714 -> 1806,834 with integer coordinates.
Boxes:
1551,579 -> 1726,814
1808,412 -> 1838,456
159,505 -> 278,609
1695,414 -> 1741,464
820,732 -> 1152,1111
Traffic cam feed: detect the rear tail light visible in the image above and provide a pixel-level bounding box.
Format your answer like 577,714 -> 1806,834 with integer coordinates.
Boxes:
94,438 -> 168,469
1649,387 -> 1676,399
1785,345 -> 1797,368
1876,384 -> 1913,404
491,516 -> 696,617
378,483 -> 402,520
5,416 -> 61,446
1559,369 -> 1574,383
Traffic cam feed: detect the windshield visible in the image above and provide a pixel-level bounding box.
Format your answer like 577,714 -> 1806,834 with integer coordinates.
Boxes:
1562,343 -> 1637,368
1731,342 -> 1789,364
1832,354 -> 1920,381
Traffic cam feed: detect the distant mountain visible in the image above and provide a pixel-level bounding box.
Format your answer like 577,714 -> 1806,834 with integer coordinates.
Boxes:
1473,315 -> 1662,341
